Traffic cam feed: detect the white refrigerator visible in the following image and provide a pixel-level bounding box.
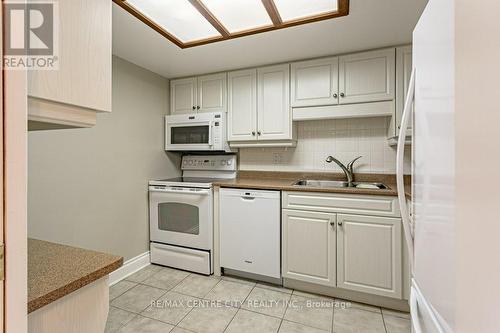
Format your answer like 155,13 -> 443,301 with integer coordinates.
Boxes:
396,0 -> 455,332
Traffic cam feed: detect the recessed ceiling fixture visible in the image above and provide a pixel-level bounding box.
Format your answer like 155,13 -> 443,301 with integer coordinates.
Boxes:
113,0 -> 349,48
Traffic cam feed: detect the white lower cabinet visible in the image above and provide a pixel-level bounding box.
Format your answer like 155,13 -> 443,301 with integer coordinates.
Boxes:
281,191 -> 404,300
282,209 -> 336,287
336,214 -> 402,299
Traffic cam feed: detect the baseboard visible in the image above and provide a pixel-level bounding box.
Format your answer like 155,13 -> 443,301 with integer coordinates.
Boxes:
283,278 -> 410,312
108,251 -> 150,286
222,268 -> 282,285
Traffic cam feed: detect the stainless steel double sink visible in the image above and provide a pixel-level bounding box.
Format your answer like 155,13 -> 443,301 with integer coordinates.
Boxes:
293,179 -> 388,190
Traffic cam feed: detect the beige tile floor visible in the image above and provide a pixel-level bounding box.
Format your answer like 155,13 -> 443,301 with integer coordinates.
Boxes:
106,264 -> 411,333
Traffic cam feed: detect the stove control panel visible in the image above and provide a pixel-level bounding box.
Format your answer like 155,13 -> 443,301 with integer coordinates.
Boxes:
181,155 -> 237,171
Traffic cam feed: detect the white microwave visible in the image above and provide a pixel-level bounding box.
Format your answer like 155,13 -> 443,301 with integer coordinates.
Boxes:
165,112 -> 230,152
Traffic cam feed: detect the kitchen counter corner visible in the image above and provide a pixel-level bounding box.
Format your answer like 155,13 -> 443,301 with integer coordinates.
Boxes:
28,238 -> 123,313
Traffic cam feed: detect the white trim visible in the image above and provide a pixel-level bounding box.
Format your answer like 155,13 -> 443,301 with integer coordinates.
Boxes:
4,27 -> 29,333
229,140 -> 297,148
387,136 -> 412,147
108,251 -> 150,286
292,101 -> 394,121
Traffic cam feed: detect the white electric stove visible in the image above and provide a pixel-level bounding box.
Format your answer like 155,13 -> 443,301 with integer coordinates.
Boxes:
148,155 -> 237,274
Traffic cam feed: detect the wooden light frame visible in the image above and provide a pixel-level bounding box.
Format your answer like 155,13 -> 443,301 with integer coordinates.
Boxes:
113,0 -> 349,48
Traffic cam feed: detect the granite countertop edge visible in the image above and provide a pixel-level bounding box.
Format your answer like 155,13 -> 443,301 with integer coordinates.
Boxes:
27,238 -> 123,314
28,259 -> 122,313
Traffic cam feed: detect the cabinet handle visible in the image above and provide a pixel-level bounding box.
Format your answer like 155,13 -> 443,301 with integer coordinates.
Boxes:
192,106 -> 196,110
196,106 -> 200,110
252,131 -> 256,136
338,221 -> 343,226
330,219 -> 335,226
340,93 -> 345,97
333,93 -> 338,98
257,131 -> 261,136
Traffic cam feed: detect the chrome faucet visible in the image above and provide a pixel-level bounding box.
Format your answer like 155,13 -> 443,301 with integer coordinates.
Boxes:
325,156 -> 362,186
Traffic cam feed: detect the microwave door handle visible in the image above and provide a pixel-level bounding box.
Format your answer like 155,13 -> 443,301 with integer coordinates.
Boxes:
208,121 -> 213,146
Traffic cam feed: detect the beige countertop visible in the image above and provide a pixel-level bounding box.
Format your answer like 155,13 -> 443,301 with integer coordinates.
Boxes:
214,171 -> 412,198
28,238 -> 123,313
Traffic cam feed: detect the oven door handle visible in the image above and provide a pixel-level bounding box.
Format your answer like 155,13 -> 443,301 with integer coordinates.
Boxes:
150,188 -> 211,195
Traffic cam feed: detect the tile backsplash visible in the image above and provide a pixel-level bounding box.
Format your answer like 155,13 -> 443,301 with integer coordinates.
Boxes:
238,117 -> 411,174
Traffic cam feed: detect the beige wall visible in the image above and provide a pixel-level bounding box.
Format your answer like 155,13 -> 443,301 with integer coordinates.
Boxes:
28,56 -> 180,261
456,1 -> 500,331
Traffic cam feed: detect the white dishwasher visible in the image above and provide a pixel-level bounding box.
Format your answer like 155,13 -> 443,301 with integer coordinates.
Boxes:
220,188 -> 281,279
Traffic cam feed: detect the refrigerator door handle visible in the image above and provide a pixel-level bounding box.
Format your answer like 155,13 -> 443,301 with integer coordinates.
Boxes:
396,67 -> 416,271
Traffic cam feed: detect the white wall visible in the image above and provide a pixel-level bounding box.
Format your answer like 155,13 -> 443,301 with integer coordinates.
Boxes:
239,117 -> 411,174
28,56 -> 180,261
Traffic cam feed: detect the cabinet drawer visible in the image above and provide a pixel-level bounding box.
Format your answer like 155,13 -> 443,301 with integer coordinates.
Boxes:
282,191 -> 400,217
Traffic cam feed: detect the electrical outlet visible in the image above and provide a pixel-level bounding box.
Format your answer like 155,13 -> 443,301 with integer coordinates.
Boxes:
273,152 -> 283,164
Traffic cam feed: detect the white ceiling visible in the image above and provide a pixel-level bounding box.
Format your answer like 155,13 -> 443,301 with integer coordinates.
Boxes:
112,0 -> 428,79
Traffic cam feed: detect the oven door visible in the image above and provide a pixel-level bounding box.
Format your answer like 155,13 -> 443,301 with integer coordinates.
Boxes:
149,186 -> 213,250
166,120 -> 214,151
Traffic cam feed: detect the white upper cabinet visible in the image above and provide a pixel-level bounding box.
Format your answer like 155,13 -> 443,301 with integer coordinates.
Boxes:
291,57 -> 339,107
227,64 -> 295,146
197,73 -> 227,113
27,0 -> 111,129
338,48 -> 395,104
170,77 -> 198,114
257,64 -> 291,141
282,209 -> 337,287
170,73 -> 226,115
395,45 -> 413,135
336,214 -> 402,299
227,69 -> 257,141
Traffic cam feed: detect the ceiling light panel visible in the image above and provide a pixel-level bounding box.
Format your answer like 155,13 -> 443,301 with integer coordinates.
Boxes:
273,0 -> 338,22
201,0 -> 273,33
126,0 -> 221,42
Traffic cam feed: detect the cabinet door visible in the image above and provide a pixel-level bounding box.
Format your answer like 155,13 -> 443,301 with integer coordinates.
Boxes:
337,214 -> 402,298
338,48 -> 395,104
170,77 -> 197,114
291,57 -> 339,107
395,46 -> 413,136
282,209 -> 336,287
28,0 -> 111,112
197,73 -> 226,113
257,64 -> 291,141
227,69 -> 257,141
